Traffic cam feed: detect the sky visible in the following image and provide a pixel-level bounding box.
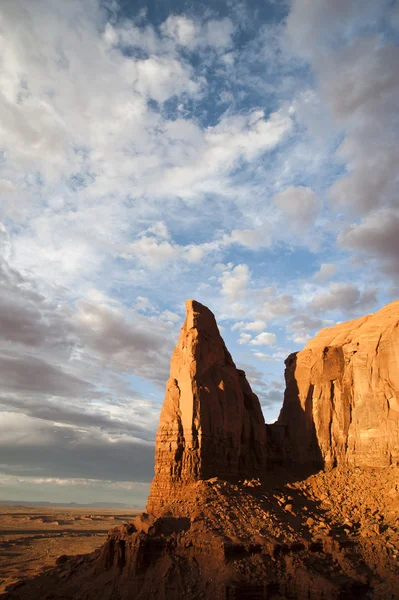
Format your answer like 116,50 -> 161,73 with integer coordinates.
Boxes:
0,0 -> 398,506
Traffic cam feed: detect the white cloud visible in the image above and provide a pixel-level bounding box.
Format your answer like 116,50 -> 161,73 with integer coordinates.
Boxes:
274,185 -> 321,229
0,411 -> 155,484
159,107 -> 293,200
326,39 -> 399,216
287,1 -> 398,220
0,471 -> 150,505
147,221 -> 170,239
204,18 -> 235,50
161,16 -> 198,47
0,0 -> 295,292
286,0 -> 385,59
232,320 -> 267,333
223,227 -> 272,249
238,332 -> 252,344
249,332 -> 277,346
133,56 -> 202,102
288,314 -> 323,334
160,310 -> 181,323
257,289 -> 294,319
161,16 -> 234,51
219,263 -> 250,301
252,352 -> 273,362
119,226 -> 220,269
0,2 -> 202,207
0,179 -> 15,195
74,298 -> 173,384
313,262 -> 337,281
135,296 -> 156,313
184,242 -> 218,263
236,362 -> 281,408
338,209 -> 399,274
291,332 -> 312,345
310,282 -> 378,313
243,320 -> 267,332
121,236 -> 180,268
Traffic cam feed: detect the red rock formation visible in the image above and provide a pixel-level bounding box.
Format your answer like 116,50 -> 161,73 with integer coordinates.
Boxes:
271,299 -> 399,469
147,299 -> 267,514
6,299 -> 399,600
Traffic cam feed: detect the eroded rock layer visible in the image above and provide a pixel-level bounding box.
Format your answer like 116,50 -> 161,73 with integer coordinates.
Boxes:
270,299 -> 399,469
147,299 -> 267,514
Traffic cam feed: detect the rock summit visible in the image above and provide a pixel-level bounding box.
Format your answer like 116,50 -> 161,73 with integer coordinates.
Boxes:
147,299 -> 267,514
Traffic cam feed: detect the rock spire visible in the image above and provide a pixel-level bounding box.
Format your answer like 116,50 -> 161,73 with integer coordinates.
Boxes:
147,299 -> 267,513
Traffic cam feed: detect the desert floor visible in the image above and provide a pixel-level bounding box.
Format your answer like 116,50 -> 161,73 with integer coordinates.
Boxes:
0,505 -> 139,594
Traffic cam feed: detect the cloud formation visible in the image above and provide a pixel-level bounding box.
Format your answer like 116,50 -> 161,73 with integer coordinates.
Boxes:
274,186 -> 321,229
310,283 -> 378,314
287,0 -> 399,224
338,209 -> 399,275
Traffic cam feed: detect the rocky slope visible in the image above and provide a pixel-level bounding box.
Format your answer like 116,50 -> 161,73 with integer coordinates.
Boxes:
147,300 -> 267,514
4,467 -> 399,599
269,299 -> 399,470
3,298 -> 399,600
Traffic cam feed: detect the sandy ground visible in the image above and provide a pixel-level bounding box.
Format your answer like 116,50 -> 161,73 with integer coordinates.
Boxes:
0,505 -> 139,594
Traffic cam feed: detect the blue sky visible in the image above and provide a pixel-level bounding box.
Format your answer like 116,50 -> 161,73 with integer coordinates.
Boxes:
0,0 -> 398,505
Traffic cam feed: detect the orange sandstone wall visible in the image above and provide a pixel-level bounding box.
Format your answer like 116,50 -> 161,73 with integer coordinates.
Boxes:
271,299 -> 399,469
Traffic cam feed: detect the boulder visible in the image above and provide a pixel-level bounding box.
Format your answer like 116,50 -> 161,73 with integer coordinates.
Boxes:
134,513 -> 156,535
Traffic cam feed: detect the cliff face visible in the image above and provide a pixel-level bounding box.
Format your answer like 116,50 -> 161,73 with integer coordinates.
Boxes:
149,297 -> 399,500
147,299 -> 267,514
271,299 -> 399,469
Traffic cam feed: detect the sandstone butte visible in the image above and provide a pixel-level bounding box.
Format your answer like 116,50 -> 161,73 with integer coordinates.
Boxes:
269,297 -> 399,471
4,298 -> 399,600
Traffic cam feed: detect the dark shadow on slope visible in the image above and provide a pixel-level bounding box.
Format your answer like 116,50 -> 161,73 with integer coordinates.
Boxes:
266,353 -> 324,481
225,478 -> 375,598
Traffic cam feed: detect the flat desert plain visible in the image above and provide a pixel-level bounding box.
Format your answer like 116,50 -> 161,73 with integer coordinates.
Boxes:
0,505 -> 140,594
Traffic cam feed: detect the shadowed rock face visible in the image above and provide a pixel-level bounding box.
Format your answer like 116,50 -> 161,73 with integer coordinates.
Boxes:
147,299 -> 267,514
270,299 -> 399,469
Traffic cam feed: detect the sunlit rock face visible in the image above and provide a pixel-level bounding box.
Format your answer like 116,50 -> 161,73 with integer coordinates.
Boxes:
147,299 -> 267,514
271,299 -> 399,469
